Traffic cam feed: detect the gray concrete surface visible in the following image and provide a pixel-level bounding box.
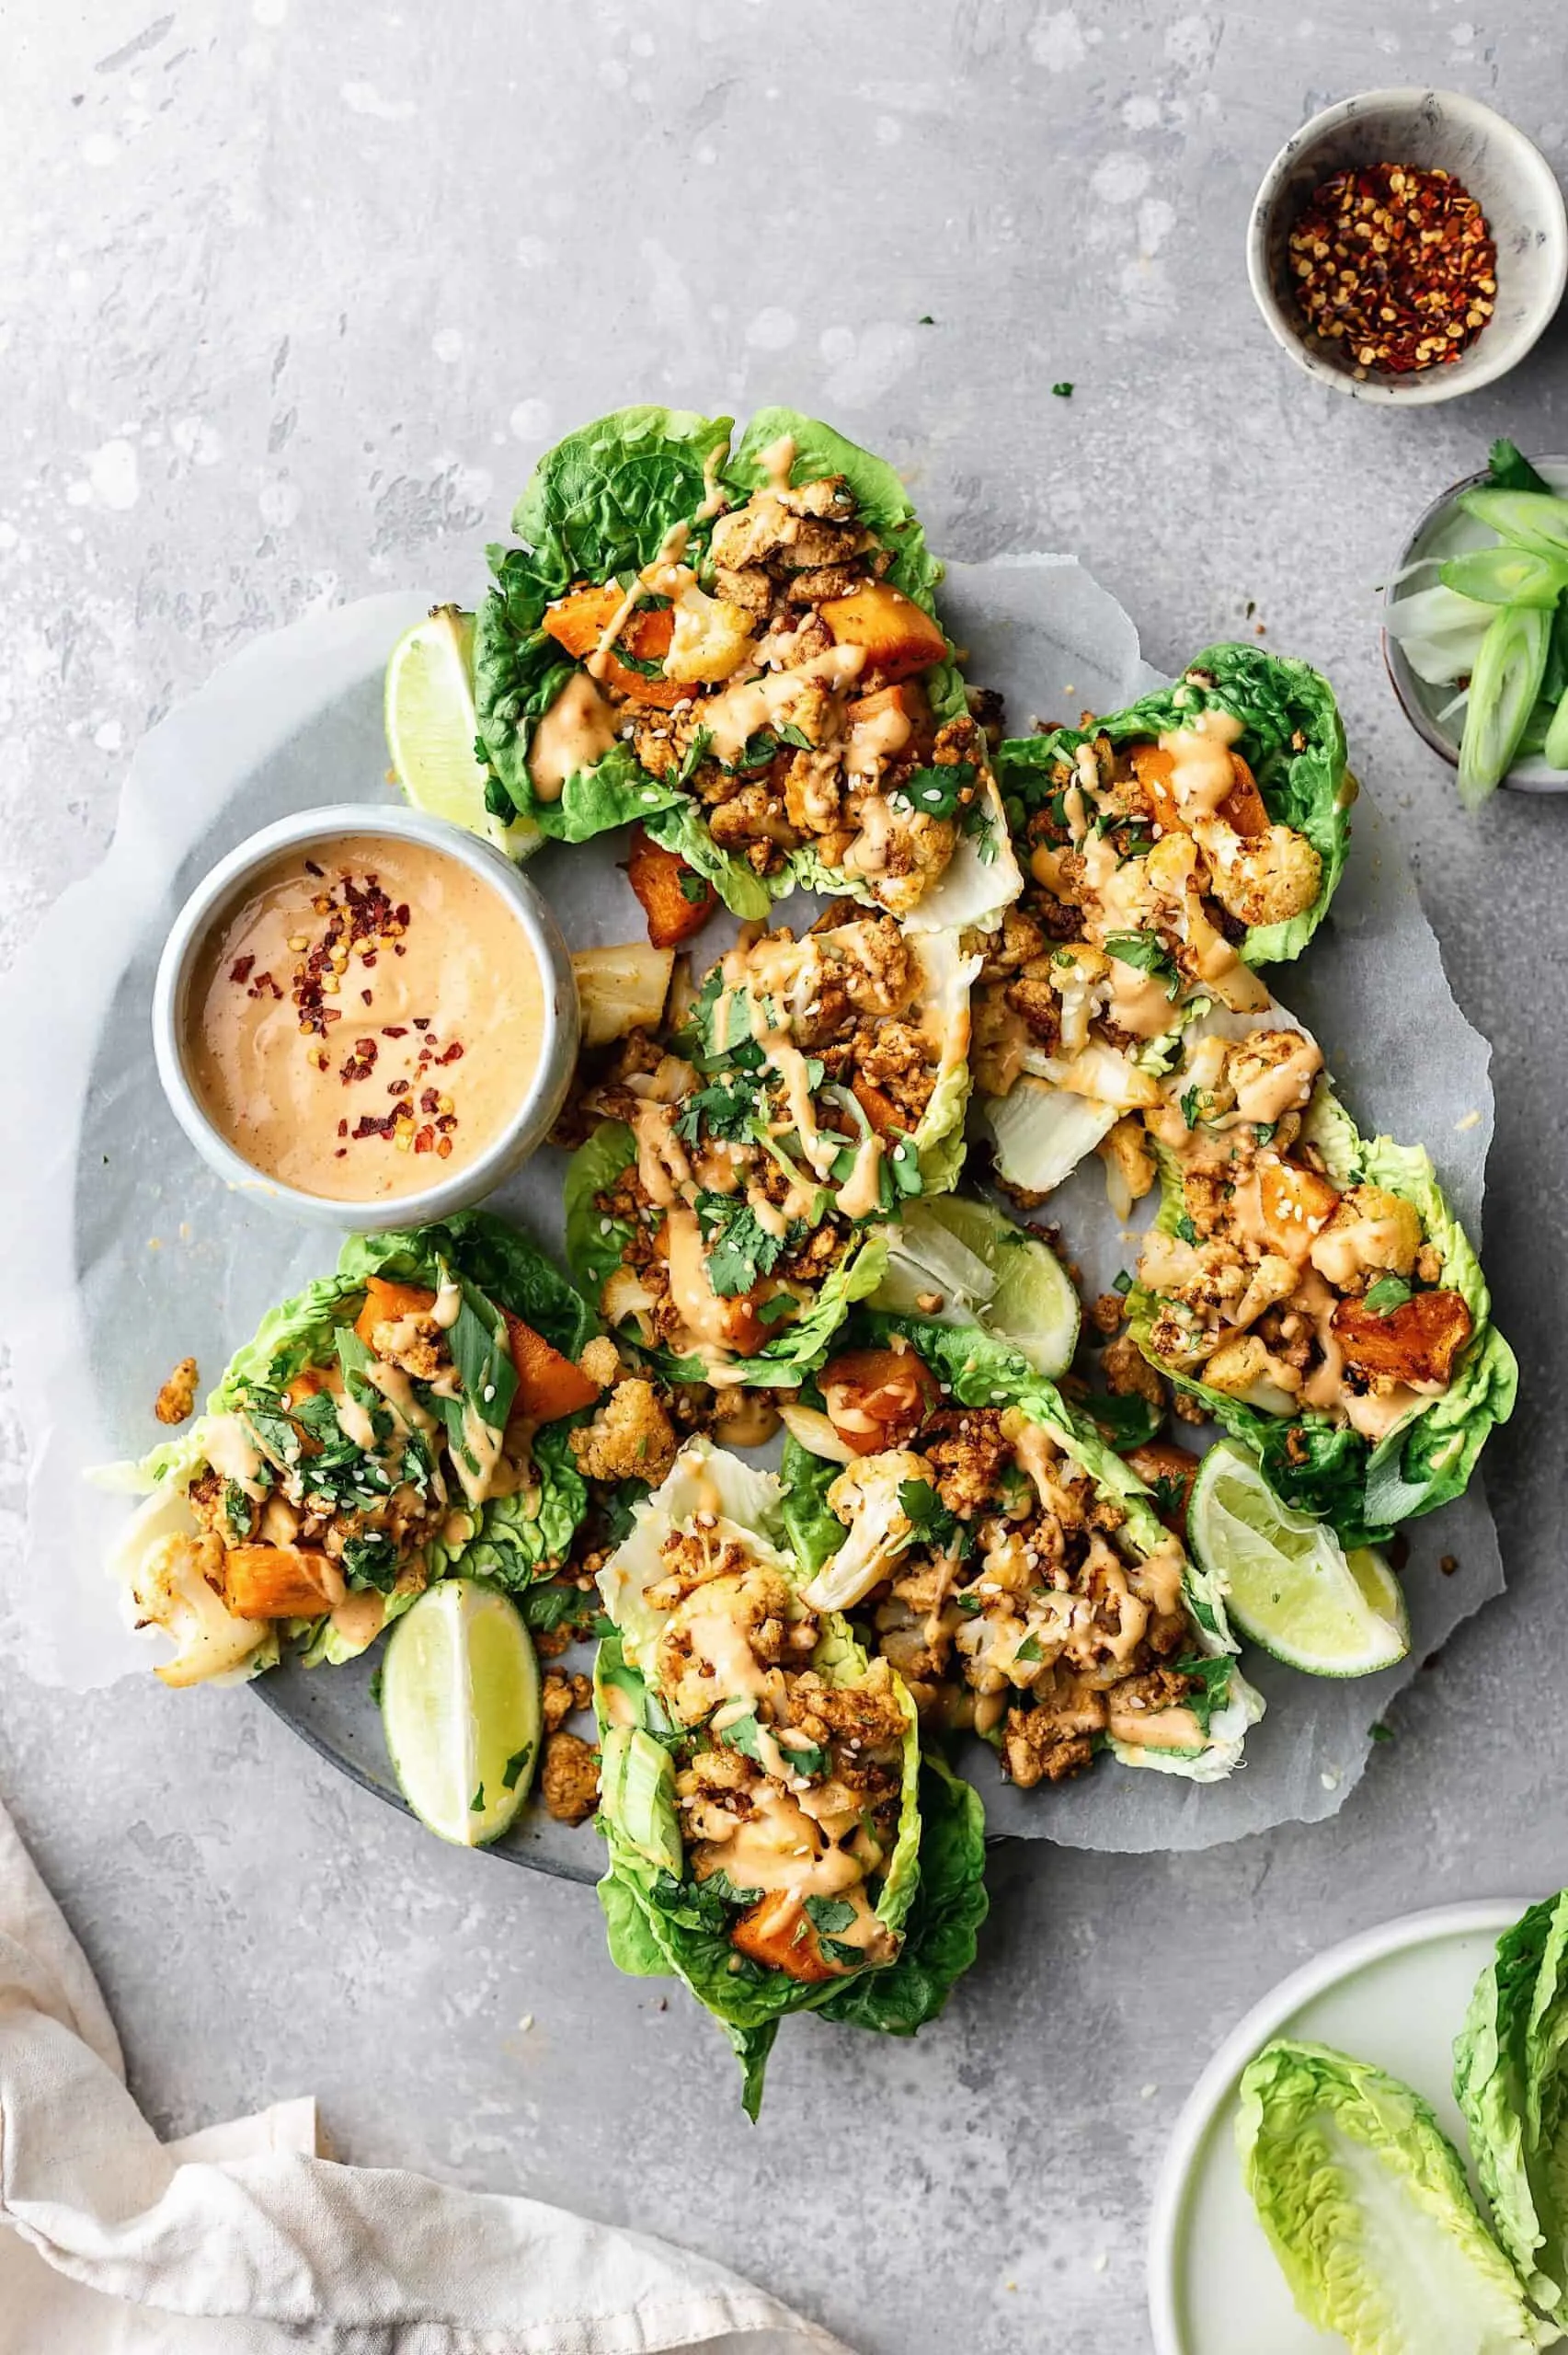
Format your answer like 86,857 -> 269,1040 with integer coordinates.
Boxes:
2,4 -> 1566,2349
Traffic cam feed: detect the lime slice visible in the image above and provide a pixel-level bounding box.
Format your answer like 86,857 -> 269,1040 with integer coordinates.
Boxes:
1188,1440 -> 1409,1678
383,605 -> 540,859
380,1578 -> 542,1844
874,1193 -> 1081,1376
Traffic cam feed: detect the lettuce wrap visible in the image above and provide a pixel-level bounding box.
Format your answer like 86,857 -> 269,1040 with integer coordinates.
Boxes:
976,643 -> 1355,1197
776,1311 -> 1261,1787
1125,1007 -> 1516,1546
592,1437 -> 986,2114
106,1211 -> 601,1686
562,913 -> 979,1388
472,404 -> 1017,927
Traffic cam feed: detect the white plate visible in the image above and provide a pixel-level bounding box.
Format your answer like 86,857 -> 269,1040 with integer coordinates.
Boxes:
1148,1899 -> 1520,2353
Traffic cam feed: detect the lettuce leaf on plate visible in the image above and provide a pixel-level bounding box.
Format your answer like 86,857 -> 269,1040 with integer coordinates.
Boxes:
1239,2038 -> 1556,2352
1456,1890 -> 1568,2325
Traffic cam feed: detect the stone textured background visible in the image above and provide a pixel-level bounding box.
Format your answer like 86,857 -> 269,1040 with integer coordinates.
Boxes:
3,5 -> 1566,2348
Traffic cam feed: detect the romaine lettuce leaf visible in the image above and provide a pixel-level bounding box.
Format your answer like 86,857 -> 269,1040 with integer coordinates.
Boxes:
1455,1890 -> 1568,2324
996,641 -> 1353,966
1239,2038 -> 1555,2352
724,406 -> 944,615
1127,1084 -> 1515,1545
816,1753 -> 989,2038
475,407 -> 733,819
591,1441 -> 943,2115
562,1120 -> 890,1389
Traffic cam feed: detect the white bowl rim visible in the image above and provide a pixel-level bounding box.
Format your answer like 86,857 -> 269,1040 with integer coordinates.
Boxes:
1246,86 -> 1568,408
152,801 -> 578,1227
1381,451 -> 1568,795
1145,1894 -> 1525,2354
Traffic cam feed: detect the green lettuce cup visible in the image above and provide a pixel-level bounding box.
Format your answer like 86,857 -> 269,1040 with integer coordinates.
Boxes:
471,404 -> 1017,926
777,1310 -> 1261,1788
563,915 -> 979,1387
592,1436 -> 986,2114
1126,1009 -> 1516,1546
977,644 -> 1356,1198
104,1210 -> 601,1685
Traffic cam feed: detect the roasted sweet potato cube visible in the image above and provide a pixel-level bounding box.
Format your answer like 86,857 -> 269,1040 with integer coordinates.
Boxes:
1217,749 -> 1270,838
730,1891 -> 838,1982
625,823 -> 716,948
1126,1440 -> 1201,1536
1331,1289 -> 1473,1386
541,583 -> 681,706
845,678 -> 935,758
818,580 -> 947,683
500,1307 -> 600,1425
850,1072 -> 906,1139
353,1276 -> 436,1350
820,1346 -> 940,1455
1256,1160 -> 1342,1263
223,1544 -> 338,1619
1130,742 -> 1181,831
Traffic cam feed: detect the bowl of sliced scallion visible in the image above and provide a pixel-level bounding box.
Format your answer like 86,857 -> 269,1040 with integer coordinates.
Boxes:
1383,439 -> 1568,807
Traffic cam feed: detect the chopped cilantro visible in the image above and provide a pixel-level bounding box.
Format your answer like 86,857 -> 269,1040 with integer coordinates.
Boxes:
1180,1085 -> 1204,1130
1369,1720 -> 1395,1744
695,1190 -> 790,1297
1104,929 -> 1182,1001
674,724 -> 714,787
1052,381 -> 1073,397
674,1078 -> 756,1145
892,760 -> 976,821
1112,1269 -> 1132,1295
1174,1213 -> 1199,1246
805,1894 -> 859,1936
470,1783 -> 486,1812
677,867 -> 710,903
1015,1634 -> 1045,1664
757,1292 -> 797,1326
501,1744 -> 533,1790
341,1531 -> 400,1592
1149,1472 -> 1188,1520
1364,1274 -> 1413,1316
1253,1120 -> 1277,1145
898,1478 -> 974,1560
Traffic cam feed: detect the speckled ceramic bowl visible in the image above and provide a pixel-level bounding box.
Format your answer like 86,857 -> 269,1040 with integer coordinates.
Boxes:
1248,87 -> 1567,406
152,804 -> 579,1229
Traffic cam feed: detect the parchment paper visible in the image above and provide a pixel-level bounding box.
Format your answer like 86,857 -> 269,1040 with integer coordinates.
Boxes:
0,563 -> 1504,1855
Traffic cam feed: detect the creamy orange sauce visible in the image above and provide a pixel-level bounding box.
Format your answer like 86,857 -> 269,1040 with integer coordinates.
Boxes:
187,834 -> 546,1201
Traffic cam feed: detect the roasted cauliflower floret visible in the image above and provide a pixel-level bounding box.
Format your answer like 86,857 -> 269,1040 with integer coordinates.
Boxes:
1200,1331 -> 1301,1413
663,584 -> 757,684
568,1377 -> 679,1487
1309,1183 -> 1425,1291
1205,824 -> 1322,929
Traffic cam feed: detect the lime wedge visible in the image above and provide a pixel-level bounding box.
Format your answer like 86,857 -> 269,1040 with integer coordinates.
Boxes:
380,1578 -> 542,1844
1188,1440 -> 1409,1678
875,1193 -> 1080,1376
383,605 -> 541,859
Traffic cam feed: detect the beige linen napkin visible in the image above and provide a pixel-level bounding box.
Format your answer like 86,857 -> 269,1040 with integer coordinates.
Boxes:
0,1799 -> 851,2354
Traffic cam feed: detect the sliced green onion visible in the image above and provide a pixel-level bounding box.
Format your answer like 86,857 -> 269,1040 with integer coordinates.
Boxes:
1440,544 -> 1568,608
1545,683 -> 1568,772
1458,488 -> 1568,563
1458,603 -> 1551,810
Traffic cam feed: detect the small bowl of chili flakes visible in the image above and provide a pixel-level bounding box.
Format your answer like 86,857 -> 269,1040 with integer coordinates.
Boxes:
1248,87 -> 1566,406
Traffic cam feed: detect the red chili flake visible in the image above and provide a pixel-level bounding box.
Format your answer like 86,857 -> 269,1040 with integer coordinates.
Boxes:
361,989 -> 372,1005
419,1088 -> 439,1114
436,1113 -> 458,1134
436,1041 -> 464,1065
337,1118 -> 348,1138
335,1146 -> 347,1157
387,1079 -> 410,1097
304,859 -> 324,877
229,954 -> 256,984
436,1136 -> 453,1159
1288,161 -> 1496,378
412,1017 -> 430,1030
393,943 -> 406,956
321,1006 -> 341,1024
362,951 -> 377,968
381,1024 -> 407,1038
395,902 -> 410,926
414,1126 -> 436,1154
351,1112 -> 397,1141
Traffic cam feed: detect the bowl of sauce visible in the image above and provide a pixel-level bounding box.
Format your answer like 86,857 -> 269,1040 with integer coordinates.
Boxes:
154,807 -> 578,1225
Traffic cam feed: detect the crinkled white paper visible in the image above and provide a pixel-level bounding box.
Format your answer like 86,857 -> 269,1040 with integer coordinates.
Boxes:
0,565 -> 1503,1857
